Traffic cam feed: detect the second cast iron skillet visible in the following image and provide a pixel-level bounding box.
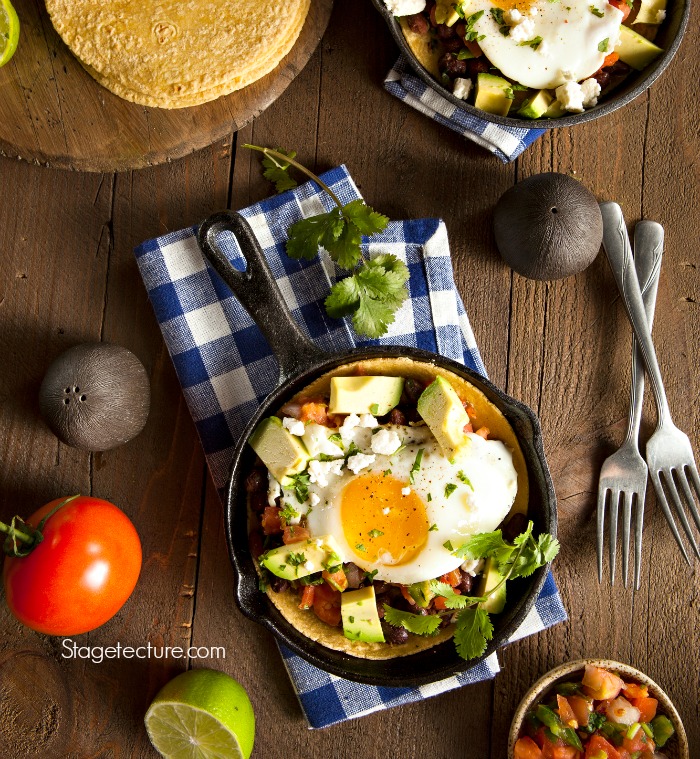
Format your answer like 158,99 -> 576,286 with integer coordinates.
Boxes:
197,210 -> 557,686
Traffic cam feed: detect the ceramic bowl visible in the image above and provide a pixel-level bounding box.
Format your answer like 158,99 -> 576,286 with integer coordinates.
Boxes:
508,658 -> 690,758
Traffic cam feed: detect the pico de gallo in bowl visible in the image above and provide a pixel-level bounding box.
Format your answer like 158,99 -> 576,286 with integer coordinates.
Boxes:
508,660 -> 689,759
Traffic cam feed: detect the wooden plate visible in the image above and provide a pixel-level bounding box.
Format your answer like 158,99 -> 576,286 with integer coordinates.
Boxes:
0,0 -> 333,172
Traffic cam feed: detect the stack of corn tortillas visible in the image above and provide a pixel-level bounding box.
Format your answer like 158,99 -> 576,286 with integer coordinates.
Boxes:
45,0 -> 311,108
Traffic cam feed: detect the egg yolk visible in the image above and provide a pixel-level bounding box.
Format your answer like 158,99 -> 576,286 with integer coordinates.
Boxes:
490,0 -> 537,12
341,473 -> 429,566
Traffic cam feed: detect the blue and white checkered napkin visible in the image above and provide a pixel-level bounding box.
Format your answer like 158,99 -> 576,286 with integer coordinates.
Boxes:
134,164 -> 567,728
385,55 -> 545,163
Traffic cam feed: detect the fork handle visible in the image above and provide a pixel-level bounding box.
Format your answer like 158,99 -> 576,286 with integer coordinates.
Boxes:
625,220 -> 664,444
600,203 -> 671,426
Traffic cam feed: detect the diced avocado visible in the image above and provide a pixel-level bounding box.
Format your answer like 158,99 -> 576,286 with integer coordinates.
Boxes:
475,73 -> 513,117
249,416 -> 310,485
634,0 -> 666,24
478,557 -> 507,614
341,586 -> 385,643
329,376 -> 404,416
650,715 -> 675,748
408,580 -> 435,608
616,26 -> 664,71
544,99 -> 567,119
302,423 -> 344,458
434,0 -> 460,25
416,376 -> 470,460
260,535 -> 344,581
518,89 -> 554,119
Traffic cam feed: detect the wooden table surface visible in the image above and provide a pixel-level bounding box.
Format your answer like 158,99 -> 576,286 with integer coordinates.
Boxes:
1,2 -> 698,757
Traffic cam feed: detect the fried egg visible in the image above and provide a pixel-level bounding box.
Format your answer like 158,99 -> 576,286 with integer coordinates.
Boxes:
277,424 -> 517,585
463,0 -> 624,89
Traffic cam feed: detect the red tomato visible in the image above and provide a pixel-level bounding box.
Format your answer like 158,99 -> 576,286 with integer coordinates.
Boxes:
630,696 -> 657,722
556,694 -> 579,727
622,725 -> 655,753
298,585 -> 315,610
582,665 -> 624,700
514,737 -> 543,759
312,582 -> 341,626
569,695 -> 593,726
585,735 -> 621,759
322,567 -> 348,592
607,0 -> 631,20
299,400 -> 331,426
542,737 -> 582,759
3,496 -> 141,636
261,506 -> 282,534
282,525 -> 310,544
439,569 -> 462,587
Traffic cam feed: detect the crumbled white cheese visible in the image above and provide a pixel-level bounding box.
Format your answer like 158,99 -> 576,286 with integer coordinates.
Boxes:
346,453 -> 376,474
342,413 -> 361,429
581,77 -> 601,108
383,0 -> 426,14
655,8 -> 666,22
371,429 -> 402,455
308,459 -> 343,487
527,6 -> 539,16
503,8 -> 522,24
453,77 -> 472,101
359,413 -> 379,428
267,473 -> 281,507
509,18 -> 535,43
282,417 -> 305,436
310,493 -> 320,508
555,81 -> 586,113
401,486 -> 411,496
304,561 -> 314,572
382,507 -> 391,515
460,558 -> 485,576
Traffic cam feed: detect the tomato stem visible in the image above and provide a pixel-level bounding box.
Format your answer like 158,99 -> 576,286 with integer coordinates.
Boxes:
0,520 -> 34,545
2,495 -> 80,558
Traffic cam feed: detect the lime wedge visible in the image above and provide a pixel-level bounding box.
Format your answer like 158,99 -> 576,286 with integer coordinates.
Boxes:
0,0 -> 19,68
145,669 -> 255,759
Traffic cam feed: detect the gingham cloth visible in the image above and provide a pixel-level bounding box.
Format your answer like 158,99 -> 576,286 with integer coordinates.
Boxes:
385,55 -> 545,163
134,164 -> 567,728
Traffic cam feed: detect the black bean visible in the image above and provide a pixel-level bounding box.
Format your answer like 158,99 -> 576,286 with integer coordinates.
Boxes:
593,70 -> 610,88
436,22 -> 456,40
465,58 -> 490,78
382,621 -> 409,645
389,408 -> 407,426
457,570 -> 473,595
403,378 -> 424,404
442,37 -> 463,53
502,512 -> 529,543
245,468 -> 266,494
406,13 -> 430,35
270,577 -> 289,593
344,562 -> 364,589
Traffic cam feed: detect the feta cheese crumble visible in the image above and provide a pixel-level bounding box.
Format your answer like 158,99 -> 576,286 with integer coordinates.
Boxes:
383,0 -> 426,14
461,558 -> 485,576
401,486 -> 412,496
359,413 -> 379,428
382,507 -> 391,515
346,453 -> 376,474
371,428 -> 402,455
308,459 -> 343,487
453,77 -> 472,101
555,81 -> 585,113
509,18 -> 536,43
581,77 -> 601,108
282,417 -> 305,436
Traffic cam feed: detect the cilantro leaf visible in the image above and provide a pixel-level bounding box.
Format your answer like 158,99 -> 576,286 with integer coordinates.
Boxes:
342,198 -> 390,236
383,605 -> 442,636
409,448 -> 424,485
430,581 -> 470,609
456,530 -> 511,561
323,218 -> 363,269
453,607 -> 494,660
279,502 -> 300,523
287,210 -> 344,261
287,472 -> 310,504
261,148 -> 299,193
537,533 -> 561,565
598,37 -> 609,52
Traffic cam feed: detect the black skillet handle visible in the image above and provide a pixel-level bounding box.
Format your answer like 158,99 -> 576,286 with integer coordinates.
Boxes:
197,210 -> 326,381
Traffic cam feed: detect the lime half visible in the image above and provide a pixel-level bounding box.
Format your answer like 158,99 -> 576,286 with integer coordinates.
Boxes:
145,669 -> 255,759
0,0 -> 19,68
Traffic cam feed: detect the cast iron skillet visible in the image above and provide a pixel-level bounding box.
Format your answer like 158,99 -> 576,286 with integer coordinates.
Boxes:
197,210 -> 557,686
371,0 -> 690,129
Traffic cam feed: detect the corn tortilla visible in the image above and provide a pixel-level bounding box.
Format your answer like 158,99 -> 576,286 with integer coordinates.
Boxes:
255,357 -> 530,659
45,0 -> 310,108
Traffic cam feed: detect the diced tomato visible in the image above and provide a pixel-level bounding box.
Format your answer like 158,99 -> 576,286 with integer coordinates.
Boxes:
475,426 -> 490,439
514,736 -> 543,759
463,422 -> 474,433
464,40 -> 483,57
440,569 -> 462,587
433,587 -> 460,610
463,401 -> 477,419
401,586 -> 416,605
261,506 -> 283,535
541,736 -> 582,759
556,694 -> 579,728
282,525 -> 310,544
622,682 -> 648,699
630,696 -> 657,722
602,51 -> 620,68
607,0 -> 631,20
569,695 -> 593,726
299,399 -> 331,426
584,735 -> 621,759
298,585 -> 315,610
312,582 -> 341,626
582,665 -> 624,700
622,726 -> 655,754
322,567 -> 348,592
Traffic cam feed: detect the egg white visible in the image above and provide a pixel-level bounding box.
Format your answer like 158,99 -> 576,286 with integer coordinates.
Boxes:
464,0 -> 623,89
277,424 -> 518,585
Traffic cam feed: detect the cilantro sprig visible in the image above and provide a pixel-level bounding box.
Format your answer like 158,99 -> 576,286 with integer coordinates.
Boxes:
383,605 -> 442,636
245,145 -> 408,338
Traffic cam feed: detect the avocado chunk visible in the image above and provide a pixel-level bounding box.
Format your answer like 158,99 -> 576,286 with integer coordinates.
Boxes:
478,557 -> 507,613
475,73 -> 513,117
407,580 -> 435,608
434,0 -> 460,25
260,535 -> 344,581
249,416 -> 310,485
341,586 -> 385,643
544,99 -> 567,119
634,0 -> 666,24
416,376 -> 470,460
616,26 -> 663,71
329,376 -> 404,416
518,89 -> 554,119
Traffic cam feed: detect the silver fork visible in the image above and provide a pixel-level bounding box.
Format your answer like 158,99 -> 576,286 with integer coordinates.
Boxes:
602,202 -> 700,566
596,219 -> 663,589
